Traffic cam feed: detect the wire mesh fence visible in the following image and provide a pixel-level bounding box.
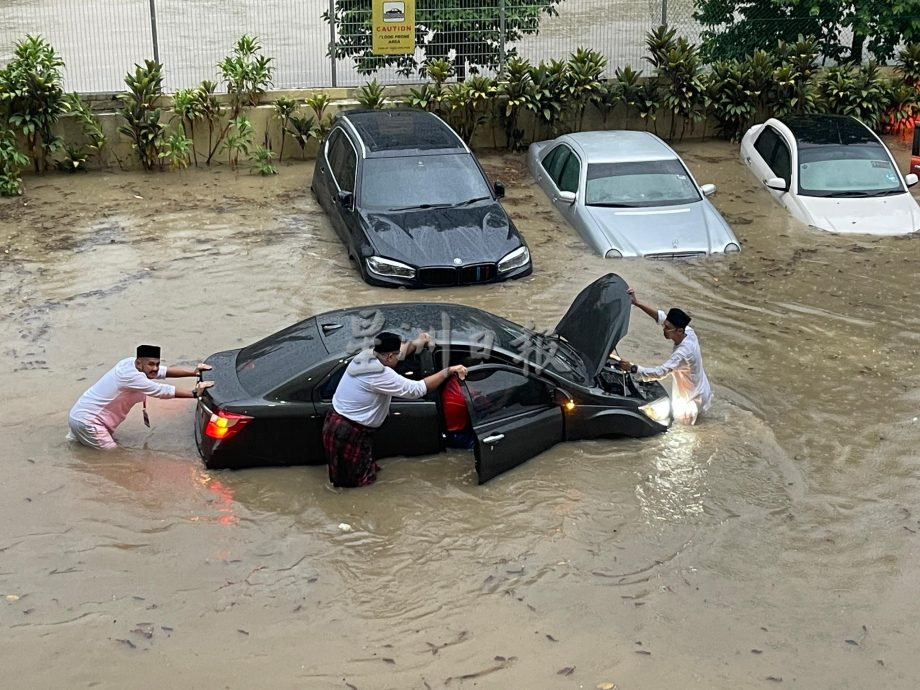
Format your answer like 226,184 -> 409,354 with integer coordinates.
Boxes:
0,0 -> 911,94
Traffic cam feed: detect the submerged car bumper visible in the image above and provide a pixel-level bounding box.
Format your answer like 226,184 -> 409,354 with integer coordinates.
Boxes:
364,259 -> 533,289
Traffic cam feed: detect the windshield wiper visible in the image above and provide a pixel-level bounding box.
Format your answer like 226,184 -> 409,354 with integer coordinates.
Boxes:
455,195 -> 492,206
388,202 -> 454,211
587,202 -> 634,208
822,191 -> 875,198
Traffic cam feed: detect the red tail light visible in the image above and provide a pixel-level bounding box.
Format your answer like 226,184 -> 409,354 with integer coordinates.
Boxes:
205,410 -> 253,441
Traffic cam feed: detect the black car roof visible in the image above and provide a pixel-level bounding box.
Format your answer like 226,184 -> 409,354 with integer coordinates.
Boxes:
315,302 -> 520,352
337,109 -> 466,157
780,115 -> 877,147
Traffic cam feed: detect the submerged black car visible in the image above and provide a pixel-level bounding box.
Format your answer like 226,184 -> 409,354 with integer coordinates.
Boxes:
310,108 -> 532,288
194,274 -> 671,484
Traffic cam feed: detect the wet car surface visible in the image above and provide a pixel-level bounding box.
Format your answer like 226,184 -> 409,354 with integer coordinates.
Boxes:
311,108 -> 532,287
528,130 -> 741,257
740,114 -> 920,234
195,274 -> 669,481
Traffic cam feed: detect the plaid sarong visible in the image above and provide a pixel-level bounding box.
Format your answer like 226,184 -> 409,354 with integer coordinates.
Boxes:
322,410 -> 378,488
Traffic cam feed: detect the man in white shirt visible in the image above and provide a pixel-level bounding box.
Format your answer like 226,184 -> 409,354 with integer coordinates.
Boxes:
616,289 -> 712,425
68,344 -> 214,450
323,331 -> 468,488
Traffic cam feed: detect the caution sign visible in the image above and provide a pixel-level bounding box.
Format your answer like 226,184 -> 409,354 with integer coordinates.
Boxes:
372,0 -> 415,55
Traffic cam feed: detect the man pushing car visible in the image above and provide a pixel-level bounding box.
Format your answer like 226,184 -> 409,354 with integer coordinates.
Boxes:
615,288 -> 712,425
323,331 -> 468,488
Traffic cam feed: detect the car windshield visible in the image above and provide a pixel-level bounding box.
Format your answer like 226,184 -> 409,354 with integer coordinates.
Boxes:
488,318 -> 590,385
361,154 -> 492,210
585,159 -> 701,207
797,144 -> 904,197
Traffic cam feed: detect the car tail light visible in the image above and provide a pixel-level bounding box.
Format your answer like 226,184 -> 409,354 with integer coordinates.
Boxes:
205,410 -> 253,441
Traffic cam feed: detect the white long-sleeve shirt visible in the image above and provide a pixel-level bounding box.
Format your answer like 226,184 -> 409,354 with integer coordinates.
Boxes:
69,357 -> 175,432
332,350 -> 428,428
636,310 -> 712,422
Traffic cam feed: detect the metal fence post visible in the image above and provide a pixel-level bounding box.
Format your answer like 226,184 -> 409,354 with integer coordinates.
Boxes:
328,0 -> 338,87
499,0 -> 506,75
148,0 -> 160,64
661,0 -> 668,26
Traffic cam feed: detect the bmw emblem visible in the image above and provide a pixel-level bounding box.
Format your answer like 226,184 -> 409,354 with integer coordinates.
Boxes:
453,258 -> 462,265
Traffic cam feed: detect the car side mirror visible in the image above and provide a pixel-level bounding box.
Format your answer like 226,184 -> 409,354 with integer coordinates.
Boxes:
905,173 -> 919,187
700,183 -> 716,196
557,191 -> 576,205
493,180 -> 505,198
765,177 -> 788,192
337,190 -> 354,210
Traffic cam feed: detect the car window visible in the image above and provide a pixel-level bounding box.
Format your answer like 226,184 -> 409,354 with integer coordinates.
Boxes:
558,151 -> 581,193
798,143 -> 904,197
360,153 -> 492,210
317,362 -> 347,401
327,129 -> 356,193
772,139 -> 791,183
544,145 -> 572,187
754,126 -> 780,167
464,368 -> 553,425
585,159 -> 700,207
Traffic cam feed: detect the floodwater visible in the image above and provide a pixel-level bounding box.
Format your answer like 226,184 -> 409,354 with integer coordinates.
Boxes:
2,137 -> 920,689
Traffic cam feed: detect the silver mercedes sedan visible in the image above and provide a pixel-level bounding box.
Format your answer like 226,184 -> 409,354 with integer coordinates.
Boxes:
527,131 -> 741,258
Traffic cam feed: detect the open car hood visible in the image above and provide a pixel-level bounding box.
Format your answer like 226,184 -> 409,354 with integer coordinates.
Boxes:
554,273 -> 630,380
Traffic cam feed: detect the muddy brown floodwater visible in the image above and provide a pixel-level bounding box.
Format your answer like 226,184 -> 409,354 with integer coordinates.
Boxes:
2,137 -> 920,689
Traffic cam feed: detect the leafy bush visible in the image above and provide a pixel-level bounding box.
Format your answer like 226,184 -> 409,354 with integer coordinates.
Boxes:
250,145 -> 277,175
272,96 -> 298,160
357,79 -> 387,109
219,35 -> 274,115
117,60 -> 166,171
0,124 -> 29,195
64,92 -> 107,168
0,35 -> 68,174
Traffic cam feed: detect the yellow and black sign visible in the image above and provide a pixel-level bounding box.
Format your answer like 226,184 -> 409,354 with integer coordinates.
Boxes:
372,0 -> 415,55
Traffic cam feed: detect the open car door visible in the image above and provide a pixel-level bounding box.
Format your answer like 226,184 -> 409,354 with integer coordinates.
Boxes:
461,365 -> 564,484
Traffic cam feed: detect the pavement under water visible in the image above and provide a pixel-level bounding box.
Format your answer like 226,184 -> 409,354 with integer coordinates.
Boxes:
1,138 -> 919,689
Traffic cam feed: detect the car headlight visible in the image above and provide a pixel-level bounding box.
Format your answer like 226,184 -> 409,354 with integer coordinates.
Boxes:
605,248 -> 623,259
498,246 -> 530,273
724,242 -> 741,253
639,396 -> 671,424
366,256 -> 416,279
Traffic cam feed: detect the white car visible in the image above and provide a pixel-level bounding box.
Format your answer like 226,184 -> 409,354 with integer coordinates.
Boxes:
740,114 -> 920,235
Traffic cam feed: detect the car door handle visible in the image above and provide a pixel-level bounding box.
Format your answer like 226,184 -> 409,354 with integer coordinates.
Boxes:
482,434 -> 505,444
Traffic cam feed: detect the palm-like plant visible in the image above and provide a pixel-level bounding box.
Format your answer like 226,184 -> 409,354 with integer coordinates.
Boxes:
117,59 -> 166,171
495,56 -> 532,150
272,96 -> 298,161
218,35 -> 274,115
285,114 -> 319,159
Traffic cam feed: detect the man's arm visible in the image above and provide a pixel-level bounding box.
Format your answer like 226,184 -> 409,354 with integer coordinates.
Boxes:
627,288 -> 659,322
402,332 -> 433,359
173,380 -> 214,398
165,363 -> 212,378
422,365 -> 467,393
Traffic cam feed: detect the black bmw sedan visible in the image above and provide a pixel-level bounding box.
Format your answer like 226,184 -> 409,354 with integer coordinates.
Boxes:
194,274 -> 670,484
310,108 -> 533,288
